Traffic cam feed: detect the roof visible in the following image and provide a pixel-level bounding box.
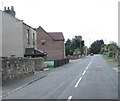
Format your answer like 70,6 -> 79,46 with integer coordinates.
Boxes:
48,32 -> 64,41
37,26 -> 65,41
1,9 -> 22,22
37,26 -> 55,40
23,23 -> 36,31
37,26 -> 47,33
24,48 -> 47,57
1,10 -> 35,30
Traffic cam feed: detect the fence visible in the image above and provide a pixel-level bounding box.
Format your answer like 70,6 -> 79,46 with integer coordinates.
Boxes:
66,55 -> 82,60
54,58 -> 69,68
1,57 -> 44,84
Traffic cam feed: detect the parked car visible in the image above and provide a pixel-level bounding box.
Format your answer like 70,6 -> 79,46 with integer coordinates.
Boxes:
90,53 -> 94,56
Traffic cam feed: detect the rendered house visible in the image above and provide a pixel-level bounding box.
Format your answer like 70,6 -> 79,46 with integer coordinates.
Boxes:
118,1 -> 120,47
2,7 -> 44,57
36,26 -> 65,60
0,10 -> 2,57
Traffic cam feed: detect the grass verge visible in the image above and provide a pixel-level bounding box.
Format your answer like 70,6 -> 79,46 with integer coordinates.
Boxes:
102,54 -> 117,62
103,54 -> 120,68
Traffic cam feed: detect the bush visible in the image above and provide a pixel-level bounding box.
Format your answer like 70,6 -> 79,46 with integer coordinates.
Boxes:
109,52 -> 113,57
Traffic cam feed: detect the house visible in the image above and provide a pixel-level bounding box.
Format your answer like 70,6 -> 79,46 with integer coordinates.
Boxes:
2,6 -> 44,57
36,26 -> 65,60
0,10 -> 2,57
118,1 -> 120,48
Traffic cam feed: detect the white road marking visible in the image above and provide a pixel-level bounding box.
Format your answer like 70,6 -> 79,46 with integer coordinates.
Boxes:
67,96 -> 72,101
75,77 -> 82,88
82,70 -> 86,75
84,58 -> 94,74
86,58 -> 94,69
74,58 -> 94,88
85,66 -> 88,70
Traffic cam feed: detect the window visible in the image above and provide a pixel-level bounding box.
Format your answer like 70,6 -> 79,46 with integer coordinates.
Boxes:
41,40 -> 46,45
33,33 -> 35,45
27,29 -> 30,44
42,42 -> 45,45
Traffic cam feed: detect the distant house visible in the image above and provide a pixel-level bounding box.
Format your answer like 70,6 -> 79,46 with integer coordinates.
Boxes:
36,26 -> 65,60
2,6 -> 44,57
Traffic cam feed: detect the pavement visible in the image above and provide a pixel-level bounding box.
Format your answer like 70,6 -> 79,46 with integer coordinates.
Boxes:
2,70 -> 49,97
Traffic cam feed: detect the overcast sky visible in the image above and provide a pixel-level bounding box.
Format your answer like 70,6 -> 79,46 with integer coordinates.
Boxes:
0,0 -> 119,47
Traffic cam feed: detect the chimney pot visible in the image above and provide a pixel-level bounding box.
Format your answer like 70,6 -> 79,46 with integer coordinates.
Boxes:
7,7 -> 10,10
11,6 -> 14,11
4,7 -> 6,11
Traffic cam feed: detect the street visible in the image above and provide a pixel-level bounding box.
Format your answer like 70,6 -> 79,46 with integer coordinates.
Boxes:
2,55 -> 119,100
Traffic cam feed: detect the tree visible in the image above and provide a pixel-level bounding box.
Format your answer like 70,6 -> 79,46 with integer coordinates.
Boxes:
71,35 -> 82,50
65,39 -> 72,56
108,41 -> 119,51
74,48 -> 81,55
107,42 -> 119,57
90,40 -> 104,54
65,35 -> 83,56
74,35 -> 82,48
100,44 -> 107,54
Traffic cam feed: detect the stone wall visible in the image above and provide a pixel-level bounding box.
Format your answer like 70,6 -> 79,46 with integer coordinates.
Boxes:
118,50 -> 120,67
33,57 -> 44,71
1,57 -> 44,84
66,55 -> 81,60
0,58 -> 2,85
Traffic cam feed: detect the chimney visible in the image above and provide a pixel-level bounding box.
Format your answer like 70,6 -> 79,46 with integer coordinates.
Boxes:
11,6 -> 14,11
4,7 -> 6,11
7,7 -> 10,10
10,6 -> 16,17
4,6 -> 16,17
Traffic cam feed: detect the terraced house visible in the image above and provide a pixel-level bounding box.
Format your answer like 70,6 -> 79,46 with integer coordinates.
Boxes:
2,6 -> 44,57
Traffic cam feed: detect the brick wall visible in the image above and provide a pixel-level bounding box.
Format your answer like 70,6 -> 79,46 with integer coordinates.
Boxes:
37,27 -> 65,61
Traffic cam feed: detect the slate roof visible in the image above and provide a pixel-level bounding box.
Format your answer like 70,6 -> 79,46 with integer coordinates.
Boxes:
24,48 -> 46,57
48,32 -> 64,41
37,26 -> 65,41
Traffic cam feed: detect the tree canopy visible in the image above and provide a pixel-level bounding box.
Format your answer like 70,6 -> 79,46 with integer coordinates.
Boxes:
108,41 -> 119,51
65,35 -> 83,56
89,40 -> 104,54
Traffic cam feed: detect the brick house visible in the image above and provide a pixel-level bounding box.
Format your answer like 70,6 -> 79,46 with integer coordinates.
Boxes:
36,26 -> 65,60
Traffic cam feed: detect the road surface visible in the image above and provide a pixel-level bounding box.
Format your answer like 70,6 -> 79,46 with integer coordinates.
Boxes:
2,55 -> 119,100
